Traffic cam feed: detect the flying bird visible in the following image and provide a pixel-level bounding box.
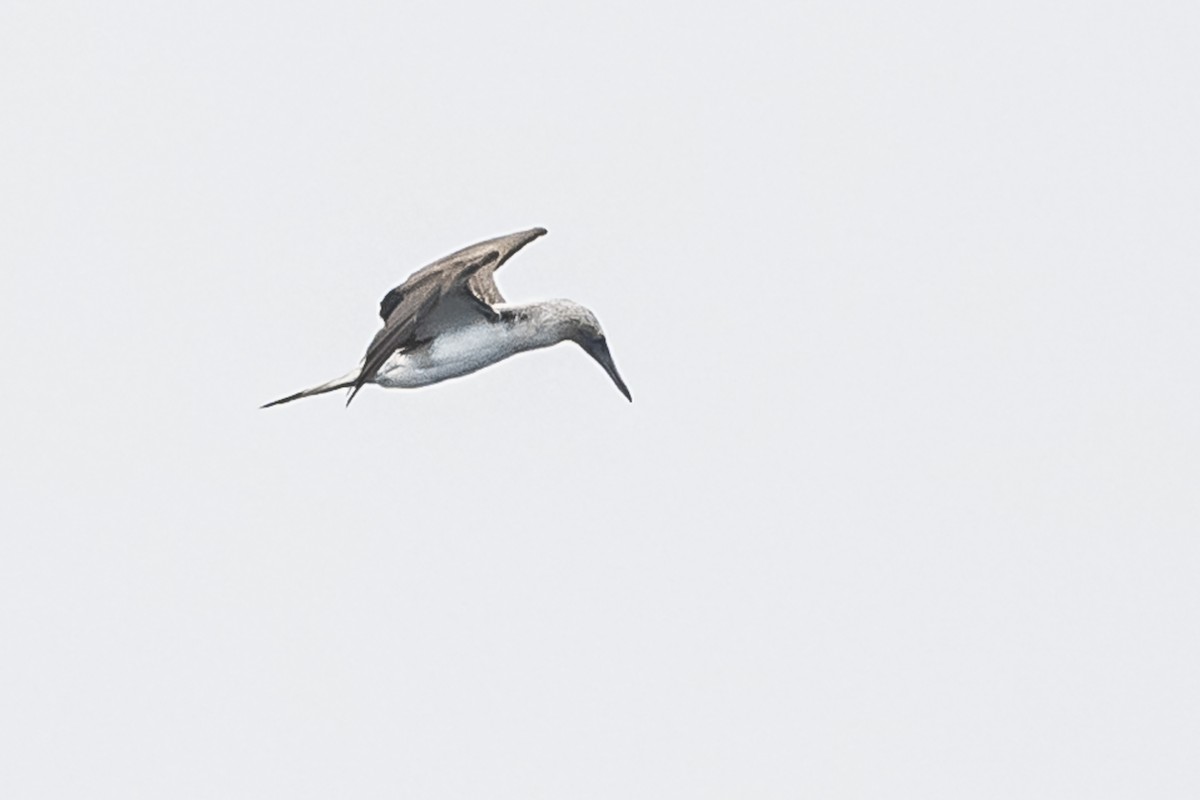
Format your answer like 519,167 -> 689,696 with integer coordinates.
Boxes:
262,227 -> 631,408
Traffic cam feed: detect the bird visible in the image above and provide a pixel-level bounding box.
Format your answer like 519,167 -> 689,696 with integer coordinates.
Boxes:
262,227 -> 631,408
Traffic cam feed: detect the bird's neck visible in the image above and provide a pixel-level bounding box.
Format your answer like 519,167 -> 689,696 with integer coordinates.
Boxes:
496,300 -> 585,350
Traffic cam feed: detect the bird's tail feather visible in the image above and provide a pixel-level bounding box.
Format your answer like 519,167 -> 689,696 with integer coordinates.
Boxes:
261,368 -> 362,409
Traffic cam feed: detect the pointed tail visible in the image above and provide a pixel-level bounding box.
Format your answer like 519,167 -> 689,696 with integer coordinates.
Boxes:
261,368 -> 362,409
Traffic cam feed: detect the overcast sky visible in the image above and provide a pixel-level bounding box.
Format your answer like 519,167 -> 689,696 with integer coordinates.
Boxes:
2,1 -> 1198,797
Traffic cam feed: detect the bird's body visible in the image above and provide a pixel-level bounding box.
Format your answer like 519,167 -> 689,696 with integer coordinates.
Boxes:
374,300 -> 569,388
263,229 -> 631,408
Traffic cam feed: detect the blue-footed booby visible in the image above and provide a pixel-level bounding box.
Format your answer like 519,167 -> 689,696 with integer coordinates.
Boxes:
262,227 -> 631,408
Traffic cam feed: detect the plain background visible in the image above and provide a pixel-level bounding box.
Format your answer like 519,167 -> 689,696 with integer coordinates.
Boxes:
2,1 -> 1198,797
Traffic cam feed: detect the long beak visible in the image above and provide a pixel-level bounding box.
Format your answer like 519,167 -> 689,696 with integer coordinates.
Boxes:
586,339 -> 633,402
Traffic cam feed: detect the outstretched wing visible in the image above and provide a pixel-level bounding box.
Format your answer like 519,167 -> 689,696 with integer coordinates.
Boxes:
348,227 -> 548,404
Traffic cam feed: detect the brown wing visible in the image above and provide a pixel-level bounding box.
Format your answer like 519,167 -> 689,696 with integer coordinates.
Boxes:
348,250 -> 498,405
347,227 -> 548,405
377,227 -> 546,320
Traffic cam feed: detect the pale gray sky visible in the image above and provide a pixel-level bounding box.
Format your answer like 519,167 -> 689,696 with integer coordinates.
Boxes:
2,1 -> 1198,797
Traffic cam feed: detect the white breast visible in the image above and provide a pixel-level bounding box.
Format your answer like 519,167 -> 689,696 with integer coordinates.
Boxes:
373,308 -> 554,389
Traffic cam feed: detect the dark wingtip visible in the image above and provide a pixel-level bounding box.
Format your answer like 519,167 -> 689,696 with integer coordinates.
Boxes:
513,227 -> 547,248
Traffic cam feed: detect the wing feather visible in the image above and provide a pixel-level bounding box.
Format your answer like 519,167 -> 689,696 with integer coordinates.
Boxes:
348,251 -> 497,404
347,227 -> 548,405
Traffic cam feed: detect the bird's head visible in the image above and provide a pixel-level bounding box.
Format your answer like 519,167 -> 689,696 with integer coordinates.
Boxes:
562,305 -> 632,403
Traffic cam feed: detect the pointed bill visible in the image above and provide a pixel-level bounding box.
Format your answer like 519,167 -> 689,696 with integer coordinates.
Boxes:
586,338 -> 633,402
